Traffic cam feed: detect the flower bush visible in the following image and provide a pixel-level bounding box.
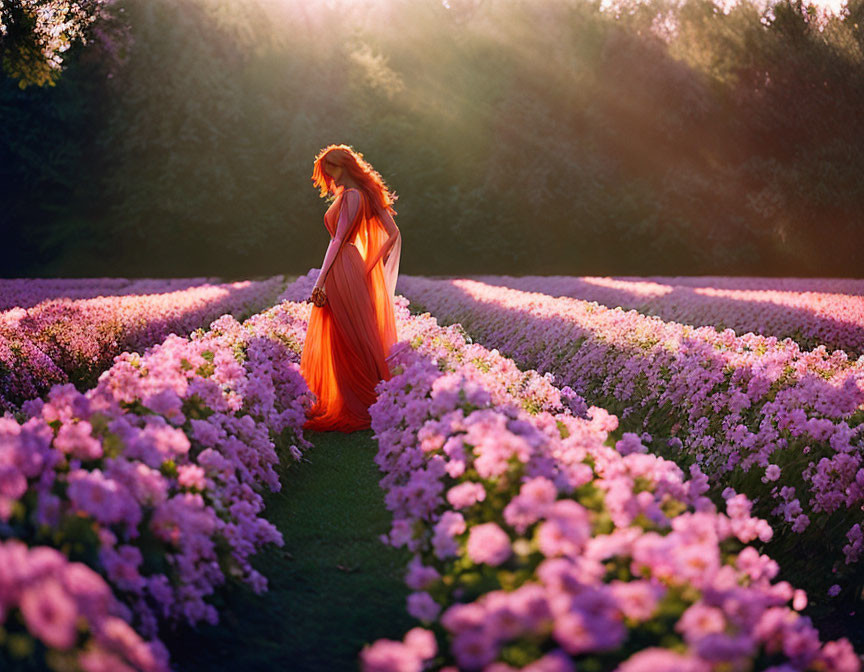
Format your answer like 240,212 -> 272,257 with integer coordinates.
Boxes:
396,276 -> 864,603
0,287 -> 315,668
360,293 -> 861,671
0,539 -> 170,672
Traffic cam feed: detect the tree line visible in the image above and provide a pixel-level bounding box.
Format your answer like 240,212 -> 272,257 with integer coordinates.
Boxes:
2,0 -> 862,278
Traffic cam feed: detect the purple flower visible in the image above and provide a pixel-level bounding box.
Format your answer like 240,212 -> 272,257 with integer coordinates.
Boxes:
616,432 -> 647,456
404,556 -> 441,591
552,608 -> 624,655
452,629 -> 498,670
406,592 -> 441,622
432,511 -> 466,559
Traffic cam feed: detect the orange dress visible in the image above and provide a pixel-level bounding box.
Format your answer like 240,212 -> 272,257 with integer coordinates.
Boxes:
300,187 -> 402,432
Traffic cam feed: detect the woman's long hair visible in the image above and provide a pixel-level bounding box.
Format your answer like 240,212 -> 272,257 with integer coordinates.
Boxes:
311,144 -> 398,217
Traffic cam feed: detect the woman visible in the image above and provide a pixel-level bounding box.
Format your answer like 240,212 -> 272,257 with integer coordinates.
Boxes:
300,144 -> 402,432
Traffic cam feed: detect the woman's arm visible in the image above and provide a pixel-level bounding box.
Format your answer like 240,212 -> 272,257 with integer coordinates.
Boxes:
366,207 -> 400,273
313,190 -> 361,291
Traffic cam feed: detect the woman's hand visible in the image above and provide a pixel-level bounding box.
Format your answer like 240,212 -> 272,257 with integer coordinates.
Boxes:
308,284 -> 327,307
367,245 -> 395,277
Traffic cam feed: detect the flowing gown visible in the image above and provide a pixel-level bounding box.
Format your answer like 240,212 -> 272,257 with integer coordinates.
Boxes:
300,187 -> 402,432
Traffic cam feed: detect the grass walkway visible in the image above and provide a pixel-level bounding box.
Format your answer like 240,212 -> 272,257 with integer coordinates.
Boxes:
163,429 -> 415,672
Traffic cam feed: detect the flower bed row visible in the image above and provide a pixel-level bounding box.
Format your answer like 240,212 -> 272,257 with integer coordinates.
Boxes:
0,275 -> 289,413
470,275 -> 864,359
0,287 -> 314,671
395,276 -> 864,604
0,277 -> 227,311
358,298 -> 861,671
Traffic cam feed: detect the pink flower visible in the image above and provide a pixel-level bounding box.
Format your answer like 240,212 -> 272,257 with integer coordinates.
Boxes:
792,589 -> 807,611
467,522 -> 512,566
54,420 -> 103,460
441,602 -> 486,634
446,481 -> 486,509
96,615 -> 166,670
523,649 -> 576,672
676,603 -> 726,643
503,477 -> 558,534
61,563 -> 112,623
609,580 -> 664,621
359,639 -> 421,672
536,500 -> 590,558
360,628 -> 435,672
520,477 -> 558,506
403,627 -> 437,659
0,465 -> 28,516
77,650 -> 132,672
818,639 -> 861,672
177,464 -> 206,490
617,648 -> 711,672
19,578 -> 79,650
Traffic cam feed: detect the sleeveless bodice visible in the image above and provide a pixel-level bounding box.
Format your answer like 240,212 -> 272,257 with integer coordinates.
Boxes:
324,188 -> 361,239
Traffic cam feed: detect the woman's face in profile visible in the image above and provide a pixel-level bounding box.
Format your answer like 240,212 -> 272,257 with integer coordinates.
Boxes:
323,156 -> 343,185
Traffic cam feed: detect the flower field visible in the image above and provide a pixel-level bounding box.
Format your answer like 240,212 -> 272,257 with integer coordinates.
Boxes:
1,273 -> 862,671
0,278 -> 239,311
395,276 -> 864,646
471,275 -> 864,360
0,276 -> 289,413
0,276 -> 313,670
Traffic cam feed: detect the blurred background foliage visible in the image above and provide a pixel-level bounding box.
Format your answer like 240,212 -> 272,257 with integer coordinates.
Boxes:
2,0 -> 863,278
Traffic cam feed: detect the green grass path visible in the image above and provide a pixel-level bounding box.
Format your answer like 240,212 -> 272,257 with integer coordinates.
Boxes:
163,429 -> 415,672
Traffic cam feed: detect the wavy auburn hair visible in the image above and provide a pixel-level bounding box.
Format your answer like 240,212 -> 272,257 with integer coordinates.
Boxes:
312,144 -> 399,217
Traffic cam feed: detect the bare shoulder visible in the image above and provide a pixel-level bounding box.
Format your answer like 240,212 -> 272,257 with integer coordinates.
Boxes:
340,187 -> 363,203
339,188 -> 363,217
